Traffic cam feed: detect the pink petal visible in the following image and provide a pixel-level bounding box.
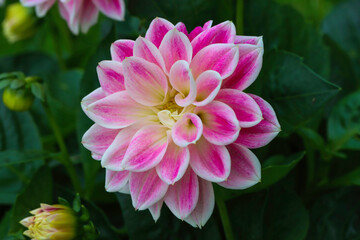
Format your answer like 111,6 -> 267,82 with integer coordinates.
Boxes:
164,168 -> 199,219
129,169 -> 169,210
81,87 -> 107,110
236,94 -> 281,148
97,60 -> 125,94
105,169 -> 129,192
172,113 -> 203,148
123,57 -> 168,106
169,60 -> 196,107
223,44 -> 264,91
184,178 -> 214,228
189,137 -> 230,182
79,0 -> 99,34
82,124 -> 119,160
175,22 -> 188,35
156,139 -> 190,184
235,36 -> 263,46
35,0 -> 56,17
20,0 -> 47,7
111,40 -> 135,62
149,200 -> 163,222
191,21 -> 236,57
215,89 -> 262,128
101,124 -> 141,170
92,0 -> 125,21
193,70 -> 222,106
190,44 -> 239,79
121,125 -> 169,172
218,144 -> 261,189
145,17 -> 175,48
85,91 -> 155,129
194,101 -> 240,145
159,29 -> 192,74
188,20 -> 213,41
133,37 -> 166,71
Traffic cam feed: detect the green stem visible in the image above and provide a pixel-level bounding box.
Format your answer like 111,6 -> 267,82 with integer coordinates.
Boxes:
7,165 -> 30,184
42,101 -> 82,194
236,0 -> 244,35
217,197 -> 235,240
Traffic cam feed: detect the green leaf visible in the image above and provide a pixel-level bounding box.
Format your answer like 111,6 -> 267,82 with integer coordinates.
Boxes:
9,166 -> 53,233
328,91 -> 360,150
0,150 -> 53,167
0,80 -> 11,90
31,82 -> 45,101
259,51 -> 340,133
9,79 -> 25,89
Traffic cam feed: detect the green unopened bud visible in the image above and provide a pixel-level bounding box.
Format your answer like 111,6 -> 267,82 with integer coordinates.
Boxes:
2,87 -> 34,111
2,3 -> 38,43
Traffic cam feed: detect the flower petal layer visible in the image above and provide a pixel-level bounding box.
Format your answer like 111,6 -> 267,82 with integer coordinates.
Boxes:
111,40 -> 135,62
105,169 -> 129,192
189,137 -> 230,182
172,113 -> 203,148
184,178 -> 214,228
85,91 -> 154,129
97,60 -> 125,94
195,101 -> 240,145
145,17 -> 174,48
218,144 -> 261,189
235,36 -> 263,46
149,200 -> 163,222
193,70 -> 222,106
164,168 -> 199,219
235,94 -> 280,148
123,57 -> 168,106
216,89 -> 262,128
81,87 -> 106,110
92,0 -> 125,21
159,29 -> 192,74
156,140 -> 190,184
133,37 -> 165,70
121,125 -> 169,172
190,44 -> 239,79
129,169 -> 169,210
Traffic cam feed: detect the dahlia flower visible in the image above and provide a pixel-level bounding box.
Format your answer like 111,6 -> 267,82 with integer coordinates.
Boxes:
81,18 -> 280,227
20,0 -> 125,34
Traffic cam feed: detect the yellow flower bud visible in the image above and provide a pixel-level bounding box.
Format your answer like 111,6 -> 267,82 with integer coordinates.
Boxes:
2,3 -> 37,43
20,204 -> 78,240
2,87 -> 34,112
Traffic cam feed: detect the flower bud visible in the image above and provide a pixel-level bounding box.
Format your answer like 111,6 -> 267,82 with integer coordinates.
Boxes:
2,87 -> 34,111
20,204 -> 77,240
2,3 -> 37,43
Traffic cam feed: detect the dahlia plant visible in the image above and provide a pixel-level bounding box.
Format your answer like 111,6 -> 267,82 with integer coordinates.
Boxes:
81,18 -> 280,227
20,0 -> 125,34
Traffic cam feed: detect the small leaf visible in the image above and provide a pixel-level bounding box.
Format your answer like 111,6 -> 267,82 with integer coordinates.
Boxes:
0,80 -> 11,90
57,197 -> 70,207
10,79 -> 25,89
73,193 -> 81,213
30,82 -> 45,101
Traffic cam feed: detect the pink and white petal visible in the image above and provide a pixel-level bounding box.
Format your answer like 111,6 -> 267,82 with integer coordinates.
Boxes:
159,29 -> 192,74
35,0 -> 56,17
169,60 -> 196,107
59,0 -> 80,35
121,125 -> 169,172
175,22 -> 188,35
123,57 -> 168,106
156,140 -> 190,184
130,169 -> 169,210
82,124 -> 119,158
190,44 -> 239,79
223,44 -> 264,91
20,0 -> 48,7
236,94 -> 280,148
97,60 -> 125,94
79,0 -> 99,34
235,36 -> 263,47
101,124 -> 141,170
145,17 -> 175,48
149,200 -> 164,222
92,0 -> 125,21
193,70 -> 222,107
184,178 -> 214,228
191,21 -> 236,57
188,21 -> 213,42
172,113 -> 203,148
218,144 -> 261,189
118,182 -> 130,194
133,37 -> 165,70
81,87 -> 107,111
164,168 -> 199,219
194,101 -> 240,145
105,169 -> 129,192
216,89 -> 262,128
203,20 -> 213,29
85,91 -> 155,129
188,137 -> 230,182
111,40 -> 135,62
